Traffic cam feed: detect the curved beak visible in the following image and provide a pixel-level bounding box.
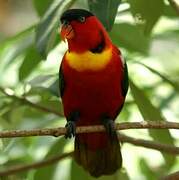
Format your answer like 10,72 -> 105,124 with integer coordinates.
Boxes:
60,23 -> 75,42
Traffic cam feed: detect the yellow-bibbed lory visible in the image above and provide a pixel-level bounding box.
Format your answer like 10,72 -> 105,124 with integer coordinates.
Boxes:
59,9 -> 128,177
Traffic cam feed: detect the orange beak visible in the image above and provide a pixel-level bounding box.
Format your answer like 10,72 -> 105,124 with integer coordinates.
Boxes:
60,23 -> 75,41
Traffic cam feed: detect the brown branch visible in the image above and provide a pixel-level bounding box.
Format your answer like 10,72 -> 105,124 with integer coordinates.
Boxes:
168,0 -> 179,15
0,152 -> 73,176
118,133 -> 179,155
0,87 -> 63,117
1,132 -> 179,177
1,121 -> 179,138
161,171 -> 179,180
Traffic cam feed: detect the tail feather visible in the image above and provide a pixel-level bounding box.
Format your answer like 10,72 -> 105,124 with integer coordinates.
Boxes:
74,132 -> 122,177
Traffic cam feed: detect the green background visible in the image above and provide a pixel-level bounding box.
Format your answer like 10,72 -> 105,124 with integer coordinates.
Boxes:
0,0 -> 179,179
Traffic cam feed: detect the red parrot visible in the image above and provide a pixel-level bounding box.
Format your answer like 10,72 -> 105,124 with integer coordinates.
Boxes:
59,9 -> 128,177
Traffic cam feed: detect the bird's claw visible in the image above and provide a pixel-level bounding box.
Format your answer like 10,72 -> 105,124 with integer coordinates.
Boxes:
102,119 -> 116,139
65,121 -> 76,139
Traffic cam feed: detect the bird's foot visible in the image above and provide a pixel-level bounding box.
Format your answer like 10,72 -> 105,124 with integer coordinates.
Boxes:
102,118 -> 116,139
65,121 -> 76,139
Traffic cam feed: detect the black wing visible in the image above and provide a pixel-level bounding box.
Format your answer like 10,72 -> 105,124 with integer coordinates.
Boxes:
121,61 -> 129,98
114,57 -> 129,118
59,65 -> 65,98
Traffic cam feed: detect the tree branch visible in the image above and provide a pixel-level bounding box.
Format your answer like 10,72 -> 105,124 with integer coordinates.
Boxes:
0,87 -> 63,117
1,132 -> 179,177
118,133 -> 179,155
1,121 -> 179,138
168,0 -> 179,15
0,152 -> 73,176
162,171 -> 179,180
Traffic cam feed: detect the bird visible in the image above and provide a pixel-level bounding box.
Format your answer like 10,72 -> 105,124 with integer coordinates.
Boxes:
59,8 -> 128,177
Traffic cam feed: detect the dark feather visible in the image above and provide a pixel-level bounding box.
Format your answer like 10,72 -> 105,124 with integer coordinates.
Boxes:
121,62 -> 129,97
90,31 -> 105,53
61,9 -> 93,23
114,57 -> 129,118
74,132 -> 122,177
59,66 -> 65,98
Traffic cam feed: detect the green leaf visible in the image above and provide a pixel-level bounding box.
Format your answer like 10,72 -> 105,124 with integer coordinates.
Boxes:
19,46 -> 42,81
135,62 -> 179,92
46,138 -> 66,157
88,0 -> 121,31
110,23 -> 150,54
29,75 -> 60,97
139,158 -> 158,180
160,92 -> 176,109
35,0 -> 74,58
0,25 -> 35,49
163,4 -> 178,18
117,169 -> 130,180
33,0 -> 54,16
71,161 -> 90,180
71,161 -> 129,180
34,138 -> 66,180
130,79 -> 167,122
127,0 -> 164,35
28,74 -> 55,87
130,80 -> 175,168
0,27 -> 34,73
48,78 -> 59,97
37,99 -> 63,116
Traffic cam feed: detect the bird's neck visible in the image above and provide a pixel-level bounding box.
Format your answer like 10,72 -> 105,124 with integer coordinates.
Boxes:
65,46 -> 113,72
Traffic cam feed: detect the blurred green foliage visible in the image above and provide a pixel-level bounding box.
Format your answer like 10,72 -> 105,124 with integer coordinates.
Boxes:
0,0 -> 179,179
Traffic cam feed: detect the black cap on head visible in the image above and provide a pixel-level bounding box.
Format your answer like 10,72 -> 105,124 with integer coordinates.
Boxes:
60,9 -> 94,22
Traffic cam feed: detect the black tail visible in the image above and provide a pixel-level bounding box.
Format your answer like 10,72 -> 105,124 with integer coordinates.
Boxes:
74,132 -> 122,177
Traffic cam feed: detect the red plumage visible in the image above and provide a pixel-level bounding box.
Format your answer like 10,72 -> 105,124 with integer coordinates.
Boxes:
59,9 -> 128,177
62,46 -> 124,149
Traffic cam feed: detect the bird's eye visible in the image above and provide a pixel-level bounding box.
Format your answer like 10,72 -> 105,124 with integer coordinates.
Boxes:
62,20 -> 69,26
78,16 -> 86,23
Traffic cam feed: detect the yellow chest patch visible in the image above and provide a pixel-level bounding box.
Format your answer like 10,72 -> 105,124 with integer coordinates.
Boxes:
65,47 -> 112,71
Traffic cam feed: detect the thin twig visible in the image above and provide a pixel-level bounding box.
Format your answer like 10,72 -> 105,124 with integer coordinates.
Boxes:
0,87 -> 63,117
0,152 -> 73,176
1,121 -> 179,138
161,171 -> 179,180
118,133 -> 179,155
168,0 -> 179,15
1,132 -> 179,177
